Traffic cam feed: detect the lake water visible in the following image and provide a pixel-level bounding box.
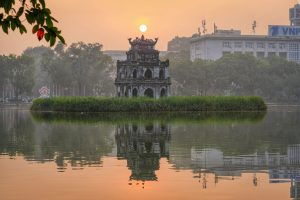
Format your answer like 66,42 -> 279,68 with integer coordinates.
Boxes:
0,106 -> 300,200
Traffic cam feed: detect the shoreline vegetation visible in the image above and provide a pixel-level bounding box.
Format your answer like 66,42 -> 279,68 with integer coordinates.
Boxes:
31,111 -> 266,125
30,96 -> 267,112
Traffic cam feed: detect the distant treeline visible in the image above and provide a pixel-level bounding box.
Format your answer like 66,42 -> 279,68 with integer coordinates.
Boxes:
1,43 -> 300,103
0,42 -> 115,100
164,51 -> 300,103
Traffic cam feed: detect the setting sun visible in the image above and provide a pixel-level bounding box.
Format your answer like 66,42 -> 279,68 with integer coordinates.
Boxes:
139,24 -> 147,33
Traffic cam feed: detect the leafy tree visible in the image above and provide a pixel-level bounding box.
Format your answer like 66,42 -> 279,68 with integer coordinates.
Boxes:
23,45 -> 53,96
8,55 -> 35,100
0,56 -> 10,99
0,0 -> 65,46
168,52 -> 300,103
40,42 -> 114,96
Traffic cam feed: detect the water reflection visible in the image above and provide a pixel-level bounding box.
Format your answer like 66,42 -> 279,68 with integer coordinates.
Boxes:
189,146 -> 300,190
115,123 -> 171,181
1,107 -> 300,199
0,109 -> 114,171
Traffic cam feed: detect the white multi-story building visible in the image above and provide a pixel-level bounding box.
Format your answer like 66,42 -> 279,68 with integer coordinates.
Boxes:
190,4 -> 300,64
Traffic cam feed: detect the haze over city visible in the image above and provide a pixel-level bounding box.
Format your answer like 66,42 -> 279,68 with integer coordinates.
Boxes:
0,0 -> 297,55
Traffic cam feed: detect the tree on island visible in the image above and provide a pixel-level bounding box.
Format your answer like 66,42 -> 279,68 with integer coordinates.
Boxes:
0,0 -> 65,46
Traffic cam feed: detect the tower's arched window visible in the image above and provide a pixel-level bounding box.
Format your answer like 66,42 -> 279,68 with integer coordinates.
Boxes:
144,69 -> 152,79
132,69 -> 137,78
159,69 -> 164,79
160,88 -> 166,97
144,88 -> 154,98
132,88 -> 138,97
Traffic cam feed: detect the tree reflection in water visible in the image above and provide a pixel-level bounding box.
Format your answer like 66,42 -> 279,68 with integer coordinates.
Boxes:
0,109 -> 114,171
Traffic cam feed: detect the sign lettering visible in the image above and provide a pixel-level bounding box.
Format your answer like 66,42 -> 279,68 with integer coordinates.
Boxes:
269,25 -> 300,37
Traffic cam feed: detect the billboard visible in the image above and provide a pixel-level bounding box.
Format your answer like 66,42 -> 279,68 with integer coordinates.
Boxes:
269,25 -> 300,37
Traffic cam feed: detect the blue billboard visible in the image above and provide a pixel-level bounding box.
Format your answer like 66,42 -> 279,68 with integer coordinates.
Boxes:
269,25 -> 300,37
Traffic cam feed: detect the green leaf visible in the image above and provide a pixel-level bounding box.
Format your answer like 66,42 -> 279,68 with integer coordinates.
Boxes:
19,24 -> 27,34
25,13 -> 35,24
32,24 -> 39,33
4,0 -> 12,14
11,19 -> 16,30
39,0 -> 45,8
2,22 -> 8,34
45,8 -> 51,15
50,35 -> 56,47
44,33 -> 50,42
16,7 -> 24,17
15,18 -> 21,26
46,17 -> 53,27
57,34 -> 65,44
37,12 -> 45,25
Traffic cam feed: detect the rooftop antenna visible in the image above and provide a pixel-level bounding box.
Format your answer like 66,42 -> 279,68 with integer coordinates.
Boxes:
202,20 -> 207,35
198,27 -> 201,36
252,20 -> 257,35
213,23 -> 218,34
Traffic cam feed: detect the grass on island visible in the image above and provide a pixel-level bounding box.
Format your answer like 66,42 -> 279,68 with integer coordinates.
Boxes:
30,96 -> 267,112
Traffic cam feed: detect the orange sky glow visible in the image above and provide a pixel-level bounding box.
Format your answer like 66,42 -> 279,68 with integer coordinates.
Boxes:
0,0 -> 297,54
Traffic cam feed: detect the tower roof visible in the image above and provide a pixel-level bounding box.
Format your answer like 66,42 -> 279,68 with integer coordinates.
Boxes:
128,35 -> 158,49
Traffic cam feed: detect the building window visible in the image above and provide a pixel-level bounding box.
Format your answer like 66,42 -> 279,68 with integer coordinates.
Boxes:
268,43 -> 276,49
257,42 -> 265,49
234,42 -> 242,48
245,42 -> 254,48
279,43 -> 286,49
223,41 -> 231,48
279,52 -> 287,59
256,52 -> 265,58
268,52 -> 277,57
289,43 -> 299,51
289,52 -> 299,61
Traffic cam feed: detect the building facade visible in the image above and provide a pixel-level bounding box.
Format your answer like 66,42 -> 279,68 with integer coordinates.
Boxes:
190,33 -> 300,63
190,4 -> 300,64
115,35 -> 171,98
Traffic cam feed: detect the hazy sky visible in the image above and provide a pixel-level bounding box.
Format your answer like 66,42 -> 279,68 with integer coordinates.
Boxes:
0,0 -> 297,55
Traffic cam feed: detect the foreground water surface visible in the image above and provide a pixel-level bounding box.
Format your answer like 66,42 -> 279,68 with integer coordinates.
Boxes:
0,106 -> 300,200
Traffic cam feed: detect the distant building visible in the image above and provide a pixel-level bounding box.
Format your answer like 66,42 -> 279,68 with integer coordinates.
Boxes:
190,4 -> 300,64
115,35 -> 171,98
167,36 -> 191,52
103,50 -> 127,63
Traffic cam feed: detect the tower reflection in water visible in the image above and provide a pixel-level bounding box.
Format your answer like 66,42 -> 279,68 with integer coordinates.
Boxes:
115,123 -> 171,182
